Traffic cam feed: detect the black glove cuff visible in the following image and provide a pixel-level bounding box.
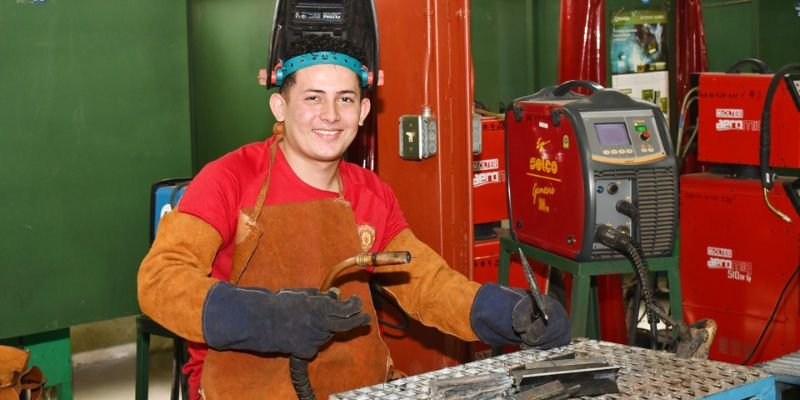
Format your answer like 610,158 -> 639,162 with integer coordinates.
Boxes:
202,281 -> 276,351
469,283 -> 525,346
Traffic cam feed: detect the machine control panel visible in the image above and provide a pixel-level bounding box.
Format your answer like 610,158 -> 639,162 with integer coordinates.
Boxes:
580,110 -> 667,165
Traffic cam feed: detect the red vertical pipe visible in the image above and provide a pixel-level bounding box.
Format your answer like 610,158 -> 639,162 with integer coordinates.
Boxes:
675,0 -> 708,105
558,0 -> 607,86
558,0 -> 627,344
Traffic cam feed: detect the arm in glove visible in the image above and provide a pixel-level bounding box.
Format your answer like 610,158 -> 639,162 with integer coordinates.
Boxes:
470,283 -> 570,349
202,282 -> 371,359
138,210 -> 223,342
375,228 -> 481,341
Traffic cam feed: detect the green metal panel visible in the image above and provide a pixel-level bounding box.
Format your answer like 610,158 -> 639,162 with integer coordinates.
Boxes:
471,0 -> 536,111
531,0 -> 561,90
704,0 -> 800,73
0,1 -> 192,338
703,0 -> 759,72
756,1 -> 800,69
189,0 -> 276,170
470,0 -> 561,109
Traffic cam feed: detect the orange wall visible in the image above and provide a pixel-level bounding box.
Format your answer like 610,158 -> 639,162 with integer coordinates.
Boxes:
374,0 -> 476,373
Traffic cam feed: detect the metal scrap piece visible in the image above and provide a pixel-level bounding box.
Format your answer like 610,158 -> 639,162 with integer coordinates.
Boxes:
516,380 -> 581,400
429,372 -> 515,400
512,357 -> 620,397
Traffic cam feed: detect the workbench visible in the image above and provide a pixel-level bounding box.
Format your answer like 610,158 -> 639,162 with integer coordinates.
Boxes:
331,339 -> 776,399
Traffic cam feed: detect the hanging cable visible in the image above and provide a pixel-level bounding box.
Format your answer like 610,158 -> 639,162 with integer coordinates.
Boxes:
675,86 -> 699,158
681,123 -> 699,160
759,63 -> 800,222
741,264 -> 800,365
422,0 -> 433,109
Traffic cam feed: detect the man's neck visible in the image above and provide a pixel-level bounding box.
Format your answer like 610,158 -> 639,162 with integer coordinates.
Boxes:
279,141 -> 341,193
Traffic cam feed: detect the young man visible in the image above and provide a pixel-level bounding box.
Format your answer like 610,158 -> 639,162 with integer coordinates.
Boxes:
138,38 -> 570,399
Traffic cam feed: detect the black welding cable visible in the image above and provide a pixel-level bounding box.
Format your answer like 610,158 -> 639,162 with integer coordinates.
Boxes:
759,64 -> 800,223
370,279 -> 410,331
760,63 -> 800,191
290,356 -> 316,400
615,200 -> 645,346
741,264 -> 800,365
595,225 -> 659,349
623,241 -> 660,350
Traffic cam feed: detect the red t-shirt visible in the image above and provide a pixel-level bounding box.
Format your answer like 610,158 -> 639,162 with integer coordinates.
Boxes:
177,136 -> 409,393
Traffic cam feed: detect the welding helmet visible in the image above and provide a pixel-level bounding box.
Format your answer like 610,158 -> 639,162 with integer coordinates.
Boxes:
265,0 -> 381,89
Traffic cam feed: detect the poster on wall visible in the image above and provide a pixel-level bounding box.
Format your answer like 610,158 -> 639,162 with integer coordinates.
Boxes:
610,9 -> 669,117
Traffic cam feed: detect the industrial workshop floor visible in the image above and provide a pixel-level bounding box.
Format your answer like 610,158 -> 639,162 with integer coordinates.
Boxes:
73,349 -> 173,399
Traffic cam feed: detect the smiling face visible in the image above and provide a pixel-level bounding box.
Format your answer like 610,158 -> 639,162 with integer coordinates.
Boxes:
269,64 -> 371,175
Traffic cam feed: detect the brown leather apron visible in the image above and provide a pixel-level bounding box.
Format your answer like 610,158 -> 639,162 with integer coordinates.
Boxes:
201,140 -> 390,399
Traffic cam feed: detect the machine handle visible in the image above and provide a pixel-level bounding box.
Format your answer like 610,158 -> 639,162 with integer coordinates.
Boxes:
726,58 -> 772,74
551,80 -> 604,97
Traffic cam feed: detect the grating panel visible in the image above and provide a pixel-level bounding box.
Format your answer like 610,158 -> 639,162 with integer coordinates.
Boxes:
331,339 -> 772,399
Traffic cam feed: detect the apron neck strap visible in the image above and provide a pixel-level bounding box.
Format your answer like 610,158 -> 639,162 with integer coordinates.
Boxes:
251,136 -> 346,221
251,138 -> 279,221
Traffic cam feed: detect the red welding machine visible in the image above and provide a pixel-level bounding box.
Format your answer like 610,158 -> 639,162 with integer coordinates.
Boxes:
681,64 -> 800,364
697,71 -> 800,166
505,80 -> 678,261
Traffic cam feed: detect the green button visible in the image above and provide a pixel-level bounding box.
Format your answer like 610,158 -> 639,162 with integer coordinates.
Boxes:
635,125 -> 647,132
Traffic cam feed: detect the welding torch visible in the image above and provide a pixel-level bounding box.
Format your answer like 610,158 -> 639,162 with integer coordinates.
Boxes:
291,250 -> 412,400
517,248 -> 549,323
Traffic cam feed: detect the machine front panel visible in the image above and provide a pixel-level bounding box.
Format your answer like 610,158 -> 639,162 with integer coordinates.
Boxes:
506,103 -> 587,259
579,109 -> 668,165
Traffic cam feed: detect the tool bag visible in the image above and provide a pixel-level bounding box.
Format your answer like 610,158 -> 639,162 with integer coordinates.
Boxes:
0,346 -> 45,400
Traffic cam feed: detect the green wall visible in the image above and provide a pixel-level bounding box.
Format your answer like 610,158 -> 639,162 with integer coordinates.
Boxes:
471,0 -> 560,112
188,0 -> 276,170
703,0 -> 800,72
0,1 -> 192,338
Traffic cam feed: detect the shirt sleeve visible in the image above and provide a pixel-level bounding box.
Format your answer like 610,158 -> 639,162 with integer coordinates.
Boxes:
375,180 -> 410,250
179,158 -> 245,246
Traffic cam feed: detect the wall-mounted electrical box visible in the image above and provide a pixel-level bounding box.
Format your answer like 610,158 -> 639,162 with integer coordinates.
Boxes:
399,108 -> 437,160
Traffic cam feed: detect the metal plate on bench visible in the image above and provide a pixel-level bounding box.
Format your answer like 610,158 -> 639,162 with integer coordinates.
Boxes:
331,339 -> 773,399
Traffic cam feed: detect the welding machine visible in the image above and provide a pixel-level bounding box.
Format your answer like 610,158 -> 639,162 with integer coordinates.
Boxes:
505,80 -> 678,261
697,68 -> 800,167
681,62 -> 800,365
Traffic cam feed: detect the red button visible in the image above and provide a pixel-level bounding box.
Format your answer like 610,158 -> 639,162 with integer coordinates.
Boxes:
640,131 -> 651,140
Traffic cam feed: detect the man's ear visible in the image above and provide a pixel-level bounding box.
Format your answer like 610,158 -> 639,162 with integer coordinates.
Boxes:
359,97 -> 371,126
269,93 -> 287,122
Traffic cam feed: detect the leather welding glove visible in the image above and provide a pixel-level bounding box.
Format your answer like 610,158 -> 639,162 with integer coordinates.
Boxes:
470,283 -> 571,349
202,281 -> 371,359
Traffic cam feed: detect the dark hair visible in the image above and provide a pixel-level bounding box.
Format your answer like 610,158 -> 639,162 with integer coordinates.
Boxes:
286,35 -> 366,62
279,36 -> 366,96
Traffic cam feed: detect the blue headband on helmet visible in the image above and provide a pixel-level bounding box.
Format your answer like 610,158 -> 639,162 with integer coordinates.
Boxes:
274,51 -> 369,87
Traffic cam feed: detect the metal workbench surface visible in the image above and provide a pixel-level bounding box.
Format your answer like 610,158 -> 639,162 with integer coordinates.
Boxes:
756,350 -> 800,386
331,339 -> 776,399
